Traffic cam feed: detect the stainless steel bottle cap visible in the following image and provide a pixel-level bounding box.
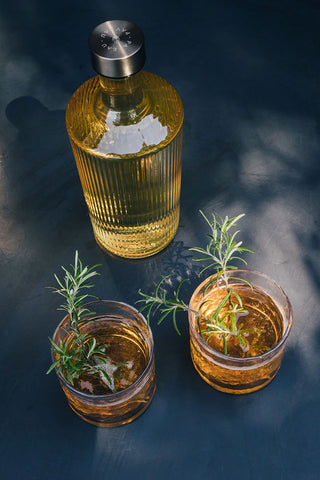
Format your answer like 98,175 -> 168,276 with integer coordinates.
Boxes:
88,20 -> 145,78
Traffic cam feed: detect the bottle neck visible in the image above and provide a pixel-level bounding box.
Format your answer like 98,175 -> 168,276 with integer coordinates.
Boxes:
99,72 -> 143,109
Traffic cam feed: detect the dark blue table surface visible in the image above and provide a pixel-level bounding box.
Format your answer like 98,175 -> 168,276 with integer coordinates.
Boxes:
1,1 -> 320,478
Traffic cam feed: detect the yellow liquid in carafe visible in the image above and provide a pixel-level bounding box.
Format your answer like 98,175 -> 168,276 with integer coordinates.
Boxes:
66,71 -> 183,258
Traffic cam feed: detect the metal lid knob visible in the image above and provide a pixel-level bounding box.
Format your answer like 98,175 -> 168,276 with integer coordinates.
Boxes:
88,20 -> 145,78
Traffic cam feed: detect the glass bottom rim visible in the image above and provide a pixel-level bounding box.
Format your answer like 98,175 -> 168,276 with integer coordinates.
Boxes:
68,384 -> 156,427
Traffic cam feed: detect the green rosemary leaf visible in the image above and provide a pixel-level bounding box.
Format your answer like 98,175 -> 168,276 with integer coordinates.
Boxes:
199,263 -> 218,275
223,335 -> 227,354
175,278 -> 190,297
98,369 -> 113,389
155,275 -> 172,297
53,274 -> 65,290
172,309 -> 181,336
229,288 -> 243,307
48,337 -> 64,354
157,309 -> 173,325
46,360 -> 61,375
229,256 -> 248,265
238,247 -> 255,254
74,250 -> 79,272
212,293 -> 231,321
229,276 -> 254,290
197,316 -> 204,339
87,338 -> 97,358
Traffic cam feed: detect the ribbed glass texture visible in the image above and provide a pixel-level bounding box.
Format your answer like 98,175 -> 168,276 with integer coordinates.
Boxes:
66,71 -> 183,258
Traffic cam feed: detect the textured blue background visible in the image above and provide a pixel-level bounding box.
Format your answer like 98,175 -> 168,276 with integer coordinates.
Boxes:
1,1 -> 320,478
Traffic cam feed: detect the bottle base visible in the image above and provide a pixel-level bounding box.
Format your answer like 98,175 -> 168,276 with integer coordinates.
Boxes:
91,209 -> 180,259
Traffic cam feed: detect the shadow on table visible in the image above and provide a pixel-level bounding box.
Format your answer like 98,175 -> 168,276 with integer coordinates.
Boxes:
4,96 -> 86,251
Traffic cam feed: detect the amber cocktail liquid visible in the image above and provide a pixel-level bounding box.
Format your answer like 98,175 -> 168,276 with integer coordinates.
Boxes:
197,285 -> 283,358
73,321 -> 149,395
189,270 -> 292,394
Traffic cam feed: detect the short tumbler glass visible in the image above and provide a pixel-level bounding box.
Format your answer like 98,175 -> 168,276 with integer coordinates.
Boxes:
52,300 -> 156,426
188,270 -> 293,394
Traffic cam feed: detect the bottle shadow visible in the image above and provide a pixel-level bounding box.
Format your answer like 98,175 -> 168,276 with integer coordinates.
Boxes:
99,239 -> 198,372
101,239 -> 198,302
4,96 -> 86,249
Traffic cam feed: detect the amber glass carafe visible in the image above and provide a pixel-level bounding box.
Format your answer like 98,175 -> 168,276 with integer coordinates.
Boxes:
66,21 -> 183,258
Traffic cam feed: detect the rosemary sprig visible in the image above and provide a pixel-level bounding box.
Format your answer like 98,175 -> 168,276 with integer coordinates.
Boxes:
138,276 -> 189,335
47,251 -> 120,393
190,211 -> 254,290
138,212 -> 254,354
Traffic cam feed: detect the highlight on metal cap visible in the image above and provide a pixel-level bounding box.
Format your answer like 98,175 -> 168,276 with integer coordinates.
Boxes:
88,20 -> 145,78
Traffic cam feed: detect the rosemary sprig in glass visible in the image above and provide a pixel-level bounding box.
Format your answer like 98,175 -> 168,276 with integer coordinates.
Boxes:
47,251 -> 122,393
138,212 -> 254,354
190,211 -> 254,291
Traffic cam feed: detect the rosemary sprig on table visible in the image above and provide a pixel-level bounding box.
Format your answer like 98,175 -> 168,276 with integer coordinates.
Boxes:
47,251 -> 119,392
138,212 -> 254,354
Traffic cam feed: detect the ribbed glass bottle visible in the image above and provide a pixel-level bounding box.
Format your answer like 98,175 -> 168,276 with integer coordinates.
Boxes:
66,70 -> 183,258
